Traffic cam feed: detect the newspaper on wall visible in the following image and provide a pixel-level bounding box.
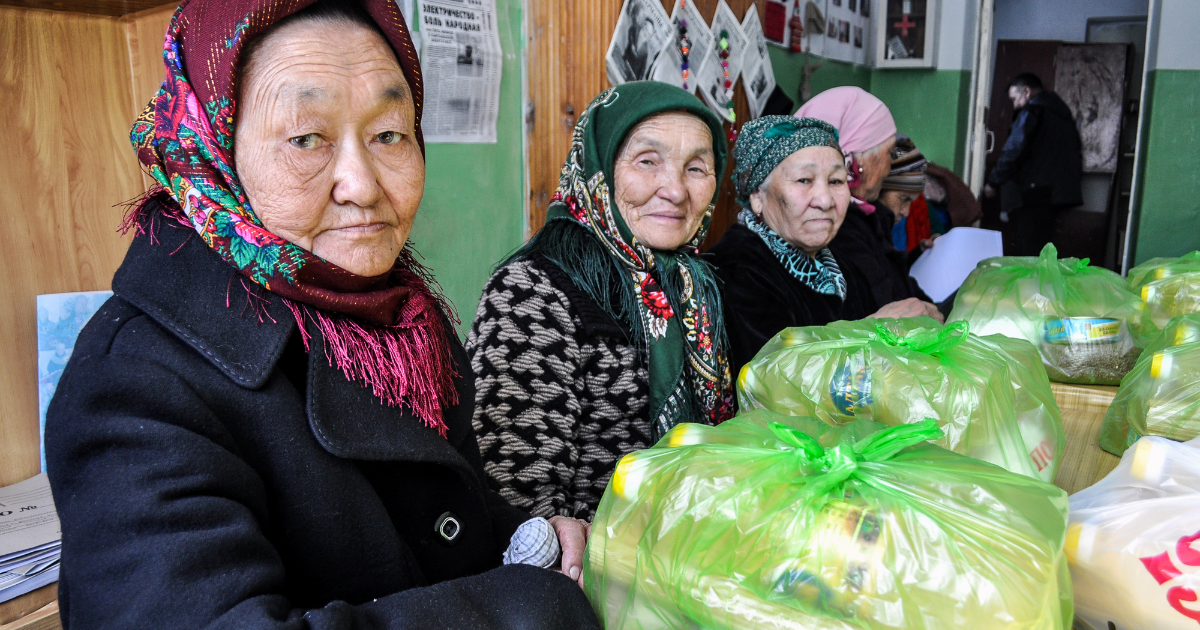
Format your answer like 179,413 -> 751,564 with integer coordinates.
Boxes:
649,0 -> 713,91
606,0 -> 674,86
418,0 -> 502,143
697,0 -> 749,121
741,4 -> 776,118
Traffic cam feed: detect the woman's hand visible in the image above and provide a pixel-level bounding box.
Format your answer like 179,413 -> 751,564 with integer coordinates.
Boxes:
870,298 -> 945,323
919,233 -> 941,251
548,515 -> 590,588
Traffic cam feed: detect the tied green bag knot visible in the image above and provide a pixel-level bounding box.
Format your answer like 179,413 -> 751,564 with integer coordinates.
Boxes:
873,321 -> 970,355
767,420 -> 944,491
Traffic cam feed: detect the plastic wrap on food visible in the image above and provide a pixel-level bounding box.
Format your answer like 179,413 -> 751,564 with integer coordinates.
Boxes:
948,243 -> 1147,385
584,412 -> 1073,630
1100,314 -> 1200,456
738,317 -> 1064,481
1067,435 -> 1200,630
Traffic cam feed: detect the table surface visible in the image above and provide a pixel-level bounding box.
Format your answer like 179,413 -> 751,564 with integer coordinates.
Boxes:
1050,383 -> 1123,495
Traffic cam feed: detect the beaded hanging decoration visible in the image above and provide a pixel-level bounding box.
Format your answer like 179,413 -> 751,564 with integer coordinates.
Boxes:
678,2 -> 690,90
718,29 -> 738,141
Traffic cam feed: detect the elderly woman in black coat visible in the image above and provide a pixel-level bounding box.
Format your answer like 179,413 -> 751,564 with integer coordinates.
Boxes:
709,116 -> 943,377
44,0 -> 597,628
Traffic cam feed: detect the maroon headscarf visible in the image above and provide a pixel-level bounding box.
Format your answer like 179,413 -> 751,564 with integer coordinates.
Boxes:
129,0 -> 458,436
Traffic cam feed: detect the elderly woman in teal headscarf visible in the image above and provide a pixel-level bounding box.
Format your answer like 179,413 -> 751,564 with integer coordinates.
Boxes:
467,82 -> 735,521
709,115 -> 942,377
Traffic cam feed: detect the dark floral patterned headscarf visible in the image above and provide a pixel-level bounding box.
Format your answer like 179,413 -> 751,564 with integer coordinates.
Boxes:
128,0 -> 459,436
510,82 -> 736,440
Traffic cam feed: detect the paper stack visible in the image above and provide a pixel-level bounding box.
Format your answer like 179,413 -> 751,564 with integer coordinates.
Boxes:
0,473 -> 61,603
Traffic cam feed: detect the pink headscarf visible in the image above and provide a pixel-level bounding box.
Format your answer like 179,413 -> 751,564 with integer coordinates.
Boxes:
796,86 -> 897,155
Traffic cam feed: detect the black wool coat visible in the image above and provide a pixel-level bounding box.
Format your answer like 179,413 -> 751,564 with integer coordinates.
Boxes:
828,202 -> 932,307
45,204 -> 599,630
708,223 -> 879,378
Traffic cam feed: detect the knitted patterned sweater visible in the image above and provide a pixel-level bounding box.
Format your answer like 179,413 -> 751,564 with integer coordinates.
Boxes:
466,256 -> 651,521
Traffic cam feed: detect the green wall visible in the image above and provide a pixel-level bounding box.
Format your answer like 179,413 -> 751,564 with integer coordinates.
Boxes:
408,0 -> 525,335
869,69 -> 972,174
767,47 -> 972,175
1130,69 -> 1200,264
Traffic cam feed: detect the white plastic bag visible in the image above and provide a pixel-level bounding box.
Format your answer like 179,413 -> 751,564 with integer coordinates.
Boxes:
1067,435 -> 1200,630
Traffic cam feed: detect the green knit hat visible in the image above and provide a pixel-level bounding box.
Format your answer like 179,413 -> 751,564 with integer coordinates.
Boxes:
731,115 -> 842,206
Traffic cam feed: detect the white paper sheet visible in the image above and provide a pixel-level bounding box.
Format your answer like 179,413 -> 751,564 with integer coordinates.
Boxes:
418,0 -> 503,143
649,0 -> 713,91
740,4 -> 776,118
909,227 -> 1004,303
0,474 -> 60,561
606,0 -> 674,86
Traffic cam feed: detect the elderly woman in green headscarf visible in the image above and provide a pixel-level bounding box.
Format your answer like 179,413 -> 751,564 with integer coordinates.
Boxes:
709,116 -> 942,377
467,82 -> 735,523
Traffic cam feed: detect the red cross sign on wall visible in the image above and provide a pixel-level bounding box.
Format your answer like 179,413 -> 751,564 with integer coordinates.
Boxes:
894,14 -> 916,36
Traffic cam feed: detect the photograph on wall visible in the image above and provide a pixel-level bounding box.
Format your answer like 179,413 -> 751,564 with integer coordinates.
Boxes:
606,0 -> 673,86
823,0 -> 869,64
697,0 -> 748,121
883,0 -> 928,60
650,0 -> 714,90
420,0 -> 503,143
742,3 -> 777,118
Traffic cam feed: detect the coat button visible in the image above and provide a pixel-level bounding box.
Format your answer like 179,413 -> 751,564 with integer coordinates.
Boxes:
434,511 -> 462,545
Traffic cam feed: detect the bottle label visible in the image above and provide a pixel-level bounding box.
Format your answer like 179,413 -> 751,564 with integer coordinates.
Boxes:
830,353 -> 873,416
1043,317 -> 1122,344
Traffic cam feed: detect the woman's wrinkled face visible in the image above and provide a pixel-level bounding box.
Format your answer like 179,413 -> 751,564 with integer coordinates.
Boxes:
235,19 -> 422,277
879,189 -> 919,218
750,145 -> 851,256
852,135 -> 896,202
612,112 -> 717,250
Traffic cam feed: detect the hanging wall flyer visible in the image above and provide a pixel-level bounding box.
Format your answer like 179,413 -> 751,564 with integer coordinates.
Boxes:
419,0 -> 502,143
607,0 -> 674,86
697,0 -> 749,121
649,0 -> 713,91
741,4 -> 776,118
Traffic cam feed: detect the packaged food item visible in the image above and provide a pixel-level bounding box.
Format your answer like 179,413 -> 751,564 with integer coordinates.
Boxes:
1067,435 -> 1200,630
948,243 -> 1146,385
585,413 -> 1073,630
1128,252 -> 1200,337
1100,314 -> 1200,456
1127,250 -> 1200,289
738,317 -> 1064,481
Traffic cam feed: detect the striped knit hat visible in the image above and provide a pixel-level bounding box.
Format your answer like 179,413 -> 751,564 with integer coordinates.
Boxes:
881,135 -> 927,192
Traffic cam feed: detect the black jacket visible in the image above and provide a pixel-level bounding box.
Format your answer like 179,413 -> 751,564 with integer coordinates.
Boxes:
45,204 -> 599,630
709,223 -> 879,378
828,203 -> 932,307
987,90 -> 1084,208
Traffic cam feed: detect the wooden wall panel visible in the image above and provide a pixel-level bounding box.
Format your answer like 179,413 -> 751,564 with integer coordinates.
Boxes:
0,5 -> 144,488
526,0 -> 762,247
123,4 -> 174,113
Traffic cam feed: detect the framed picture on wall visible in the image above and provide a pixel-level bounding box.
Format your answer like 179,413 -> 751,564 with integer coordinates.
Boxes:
874,0 -> 938,68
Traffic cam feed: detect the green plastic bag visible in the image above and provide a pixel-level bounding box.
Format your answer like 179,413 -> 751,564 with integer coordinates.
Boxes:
738,317 -> 1064,482
1099,314 -> 1200,455
1127,251 -> 1200,336
948,243 -> 1146,385
584,413 -> 1073,630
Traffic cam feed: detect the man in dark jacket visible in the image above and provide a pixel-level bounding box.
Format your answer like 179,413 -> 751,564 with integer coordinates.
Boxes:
984,73 -> 1084,256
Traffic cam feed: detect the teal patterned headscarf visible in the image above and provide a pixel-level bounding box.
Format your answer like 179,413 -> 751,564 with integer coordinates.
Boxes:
730,115 -> 848,300
732,116 -> 842,206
